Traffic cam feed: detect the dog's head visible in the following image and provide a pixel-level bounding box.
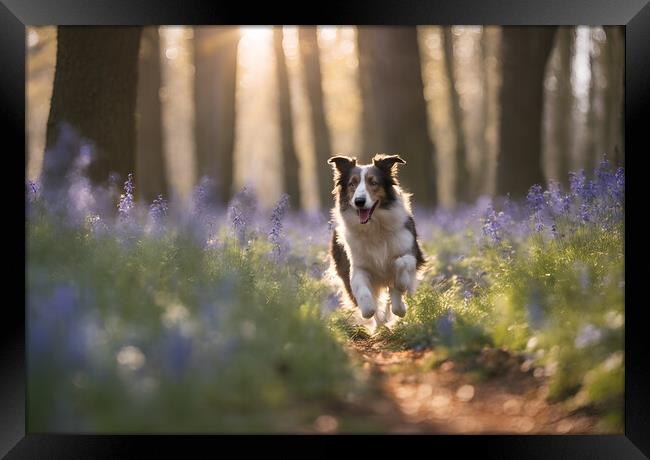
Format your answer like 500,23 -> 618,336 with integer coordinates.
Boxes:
328,154 -> 406,224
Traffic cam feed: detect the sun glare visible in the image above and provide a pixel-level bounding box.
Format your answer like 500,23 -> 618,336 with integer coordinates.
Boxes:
240,26 -> 273,47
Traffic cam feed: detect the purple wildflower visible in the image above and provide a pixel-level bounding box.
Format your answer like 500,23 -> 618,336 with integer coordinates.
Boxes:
547,181 -> 570,216
228,186 -> 257,246
580,202 -> 591,223
595,155 -> 615,194
229,205 -> 246,245
526,184 -> 545,213
569,170 -> 590,201
192,176 -> 217,217
117,173 -> 135,220
614,168 -> 624,202
149,194 -> 168,223
482,204 -> 502,243
268,194 -> 290,261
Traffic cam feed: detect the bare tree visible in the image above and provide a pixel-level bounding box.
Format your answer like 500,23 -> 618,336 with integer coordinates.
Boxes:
553,26 -> 575,183
45,26 -> 142,186
357,26 -> 437,207
299,26 -> 333,209
273,26 -> 302,209
603,26 -> 624,167
136,26 -> 167,203
442,27 -> 470,204
585,29 -> 606,173
497,26 -> 557,197
476,27 -> 501,198
193,26 -> 240,205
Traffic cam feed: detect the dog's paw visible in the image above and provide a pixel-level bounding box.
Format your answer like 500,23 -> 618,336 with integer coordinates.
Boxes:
357,293 -> 376,319
374,307 -> 389,326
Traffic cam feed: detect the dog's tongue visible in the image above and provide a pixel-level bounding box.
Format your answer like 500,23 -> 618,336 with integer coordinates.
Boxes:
358,208 -> 371,224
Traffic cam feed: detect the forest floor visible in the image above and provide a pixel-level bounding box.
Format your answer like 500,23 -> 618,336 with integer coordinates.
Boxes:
310,334 -> 602,434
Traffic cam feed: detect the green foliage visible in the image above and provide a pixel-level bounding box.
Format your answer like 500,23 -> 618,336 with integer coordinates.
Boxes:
373,218 -> 624,431
27,218 -> 360,432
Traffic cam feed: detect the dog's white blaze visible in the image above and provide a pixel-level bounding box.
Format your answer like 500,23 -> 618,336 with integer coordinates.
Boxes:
352,166 -> 368,207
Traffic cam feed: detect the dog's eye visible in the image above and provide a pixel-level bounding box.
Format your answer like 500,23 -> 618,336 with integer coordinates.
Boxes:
369,179 -> 378,186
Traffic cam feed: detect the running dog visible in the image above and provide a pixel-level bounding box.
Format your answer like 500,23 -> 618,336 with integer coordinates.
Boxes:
328,154 -> 425,324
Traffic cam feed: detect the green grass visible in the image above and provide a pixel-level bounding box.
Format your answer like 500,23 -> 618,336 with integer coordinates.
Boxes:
27,194 -> 624,432
376,219 -> 624,431
27,215 -> 367,432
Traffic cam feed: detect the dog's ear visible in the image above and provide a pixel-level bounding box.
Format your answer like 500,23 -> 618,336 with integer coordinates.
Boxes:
328,156 -> 357,180
372,154 -> 406,175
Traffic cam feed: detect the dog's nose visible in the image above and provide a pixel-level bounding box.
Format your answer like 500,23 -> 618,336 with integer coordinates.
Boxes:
354,197 -> 366,208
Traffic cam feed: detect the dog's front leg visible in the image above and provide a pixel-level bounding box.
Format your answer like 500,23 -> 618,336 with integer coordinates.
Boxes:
351,267 -> 376,319
394,254 -> 417,294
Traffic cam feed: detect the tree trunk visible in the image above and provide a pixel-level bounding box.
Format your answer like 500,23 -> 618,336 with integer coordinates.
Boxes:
478,27 -> 501,197
603,26 -> 624,168
136,26 -> 167,203
442,27 -> 470,205
497,26 -> 557,197
553,27 -> 574,184
193,26 -> 240,205
273,27 -> 302,209
299,26 -> 333,210
357,26 -> 436,207
585,30 -> 605,175
45,26 -> 142,186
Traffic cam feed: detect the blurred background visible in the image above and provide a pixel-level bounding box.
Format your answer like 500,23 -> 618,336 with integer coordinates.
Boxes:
26,26 -> 624,210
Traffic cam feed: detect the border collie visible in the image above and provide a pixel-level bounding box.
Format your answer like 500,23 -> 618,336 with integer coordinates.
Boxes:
328,154 -> 425,325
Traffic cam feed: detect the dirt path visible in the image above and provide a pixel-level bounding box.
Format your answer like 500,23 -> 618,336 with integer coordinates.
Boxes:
341,337 -> 601,434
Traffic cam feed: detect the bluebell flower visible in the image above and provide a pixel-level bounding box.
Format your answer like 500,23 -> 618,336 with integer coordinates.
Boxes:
192,176 -> 218,217
595,155 -> 615,195
117,173 -> 135,220
229,204 -> 246,246
614,168 -> 624,203
526,184 -> 545,213
149,194 -> 168,223
547,181 -> 570,216
579,202 -> 591,223
228,186 -> 257,246
268,194 -> 290,261
568,170 -> 582,197
482,204 -> 502,243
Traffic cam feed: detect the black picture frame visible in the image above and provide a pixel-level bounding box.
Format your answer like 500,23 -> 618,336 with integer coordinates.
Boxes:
4,0 -> 649,457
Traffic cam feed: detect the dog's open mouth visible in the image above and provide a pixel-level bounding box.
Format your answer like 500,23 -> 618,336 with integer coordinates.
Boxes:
357,200 -> 378,224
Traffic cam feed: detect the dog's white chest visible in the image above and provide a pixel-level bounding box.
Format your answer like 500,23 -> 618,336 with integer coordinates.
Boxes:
343,223 -> 413,282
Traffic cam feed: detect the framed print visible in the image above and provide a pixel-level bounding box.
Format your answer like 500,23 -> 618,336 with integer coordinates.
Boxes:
3,0 -> 649,457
